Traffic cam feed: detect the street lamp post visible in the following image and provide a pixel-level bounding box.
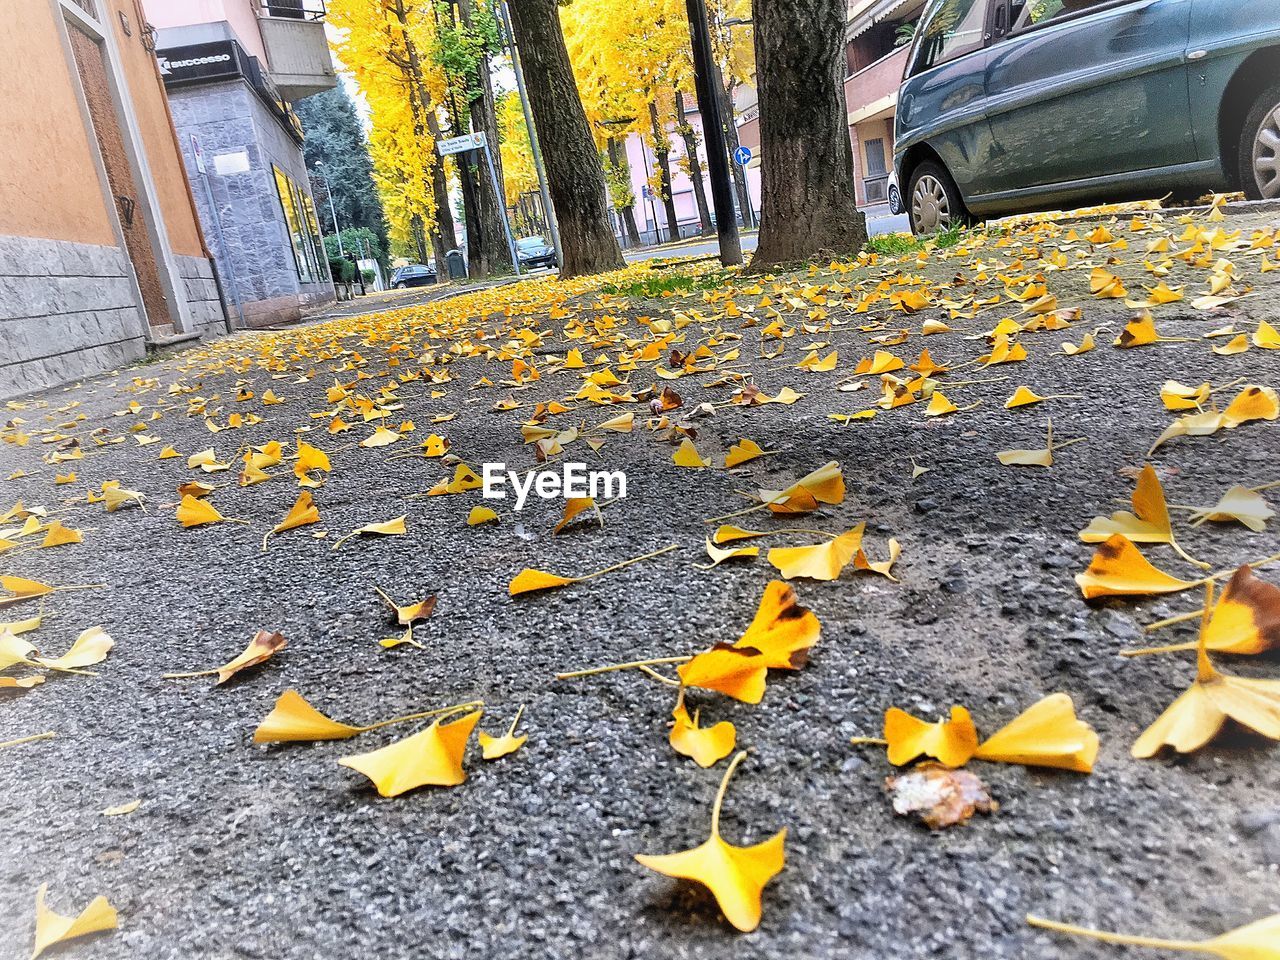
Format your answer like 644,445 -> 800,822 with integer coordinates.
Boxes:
313,160 -> 344,257
685,0 -> 742,266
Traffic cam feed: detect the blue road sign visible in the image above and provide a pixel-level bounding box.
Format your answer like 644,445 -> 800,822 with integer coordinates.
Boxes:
734,146 -> 752,166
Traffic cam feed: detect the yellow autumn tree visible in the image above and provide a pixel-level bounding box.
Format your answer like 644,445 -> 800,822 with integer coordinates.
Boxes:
497,92 -> 538,207
329,0 -> 443,260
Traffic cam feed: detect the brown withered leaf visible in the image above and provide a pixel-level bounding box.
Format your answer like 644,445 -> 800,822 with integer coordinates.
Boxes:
884,762 -> 997,830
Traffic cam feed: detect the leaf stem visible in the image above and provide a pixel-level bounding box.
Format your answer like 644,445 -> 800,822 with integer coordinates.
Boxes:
1143,608 -> 1205,633
711,750 -> 749,838
1120,641 -> 1197,657
848,736 -> 889,747
636,665 -> 682,687
1025,915 -> 1204,953
360,699 -> 484,733
579,542 -> 679,581
0,731 -> 55,750
556,655 -> 692,680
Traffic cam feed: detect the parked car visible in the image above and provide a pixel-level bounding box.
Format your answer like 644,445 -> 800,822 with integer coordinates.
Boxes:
516,236 -> 557,270
887,170 -> 903,216
390,263 -> 437,288
893,0 -> 1280,235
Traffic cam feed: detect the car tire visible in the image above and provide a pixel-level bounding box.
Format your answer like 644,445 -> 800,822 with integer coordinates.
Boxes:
394,282 -> 406,289
907,160 -> 973,236
1239,81 -> 1280,200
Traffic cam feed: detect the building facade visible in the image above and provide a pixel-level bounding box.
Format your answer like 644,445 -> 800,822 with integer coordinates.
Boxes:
844,0 -> 926,209
0,0 -> 227,398
145,0 -> 336,327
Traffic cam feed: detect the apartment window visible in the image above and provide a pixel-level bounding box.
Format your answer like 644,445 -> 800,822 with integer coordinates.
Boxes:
68,0 -> 98,16
273,164 -> 324,284
863,138 -> 889,203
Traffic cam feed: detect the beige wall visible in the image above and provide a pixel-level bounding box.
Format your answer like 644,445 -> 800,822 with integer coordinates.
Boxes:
0,5 -> 115,245
106,0 -> 206,257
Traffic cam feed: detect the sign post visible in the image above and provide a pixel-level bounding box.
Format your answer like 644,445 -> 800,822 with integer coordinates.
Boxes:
437,132 -> 522,276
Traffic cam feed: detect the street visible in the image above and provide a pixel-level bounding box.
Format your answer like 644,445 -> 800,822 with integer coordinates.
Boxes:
2,201 -> 1279,958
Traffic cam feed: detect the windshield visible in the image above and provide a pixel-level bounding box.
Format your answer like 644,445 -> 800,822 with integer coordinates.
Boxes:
517,237 -> 545,250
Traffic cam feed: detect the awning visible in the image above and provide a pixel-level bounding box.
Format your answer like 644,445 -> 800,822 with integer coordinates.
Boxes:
847,0 -> 916,40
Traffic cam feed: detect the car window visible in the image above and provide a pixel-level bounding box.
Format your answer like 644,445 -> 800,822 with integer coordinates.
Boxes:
910,0 -> 992,75
1009,0 -> 1113,30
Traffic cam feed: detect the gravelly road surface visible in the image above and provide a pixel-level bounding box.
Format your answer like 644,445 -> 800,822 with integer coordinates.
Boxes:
2,205 -> 1280,960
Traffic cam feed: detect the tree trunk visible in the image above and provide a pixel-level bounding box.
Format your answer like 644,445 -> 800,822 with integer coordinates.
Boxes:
649,101 -> 681,243
606,137 -> 642,247
424,111 -> 457,268
506,0 -> 623,277
714,63 -> 755,228
674,91 -> 714,236
749,0 -> 865,268
459,0 -> 513,276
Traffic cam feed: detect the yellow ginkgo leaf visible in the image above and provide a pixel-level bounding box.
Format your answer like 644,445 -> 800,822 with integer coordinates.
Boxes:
1129,566 -> 1280,658
724,439 -> 766,467
1160,379 -> 1211,410
767,525 -> 864,581
1078,464 -> 1199,565
34,626 -> 112,673
997,419 -> 1081,467
509,544 -> 678,596
176,494 -> 231,528
554,497 -> 600,534
1090,266 -> 1126,299
635,752 -> 785,933
854,538 -> 902,581
884,705 -> 979,767
1,577 -> 54,608
187,448 -> 229,473
1005,386 -> 1046,408
1028,910 -> 1280,960
262,491 -> 319,549
374,587 -> 436,626
1133,581 -> 1280,757
672,438 -> 708,468
467,506 -> 499,526
164,629 -> 287,684
1212,333 -> 1250,355
711,525 -> 768,545
596,412 -> 634,433
252,688 -> 463,743
733,580 -> 821,670
39,521 -> 82,548
670,701 -> 736,768
755,461 -> 846,514
1223,384 -> 1279,427
694,539 -> 759,569
360,426 -> 401,448
1061,332 -> 1095,355
1189,486 -> 1274,531
478,705 -> 527,760
338,708 -> 482,797
330,516 -> 406,550
924,392 -> 958,417
1254,320 -> 1280,349
678,644 -> 770,704
31,883 -> 117,960
1075,534 -> 1200,600
973,694 -> 1098,772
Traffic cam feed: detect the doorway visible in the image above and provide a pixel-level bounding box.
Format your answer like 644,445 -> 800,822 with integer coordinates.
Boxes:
66,19 -> 173,329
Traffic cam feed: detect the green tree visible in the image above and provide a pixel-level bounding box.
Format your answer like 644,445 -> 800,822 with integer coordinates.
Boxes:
295,84 -> 389,262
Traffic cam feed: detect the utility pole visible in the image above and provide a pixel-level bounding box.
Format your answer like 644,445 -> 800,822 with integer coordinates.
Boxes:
685,0 -> 742,266
313,160 -> 344,256
498,0 -> 561,266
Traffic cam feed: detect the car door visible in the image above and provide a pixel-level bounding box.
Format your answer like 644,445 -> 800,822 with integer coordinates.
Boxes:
981,0 -> 1195,196
897,0 -> 1002,200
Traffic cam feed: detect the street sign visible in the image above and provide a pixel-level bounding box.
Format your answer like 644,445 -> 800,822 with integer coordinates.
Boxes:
437,132 -> 488,156
734,146 -> 752,166
641,185 -> 652,200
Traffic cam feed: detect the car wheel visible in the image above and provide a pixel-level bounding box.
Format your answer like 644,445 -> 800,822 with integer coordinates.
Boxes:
394,282 -> 406,289
1241,81 -> 1280,200
888,183 -> 902,216
907,161 -> 972,236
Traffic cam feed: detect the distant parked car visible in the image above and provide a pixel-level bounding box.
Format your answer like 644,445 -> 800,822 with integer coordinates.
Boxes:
390,263 -> 436,288
516,236 -> 557,270
894,0 -> 1280,235
887,170 -> 903,216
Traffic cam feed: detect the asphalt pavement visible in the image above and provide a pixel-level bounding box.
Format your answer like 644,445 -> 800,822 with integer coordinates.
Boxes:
2,203 -> 1279,959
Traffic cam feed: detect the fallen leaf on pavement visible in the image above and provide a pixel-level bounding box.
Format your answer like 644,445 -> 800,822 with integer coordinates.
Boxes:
767,525 -> 864,581
165,629 -> 287,684
694,539 -> 759,569
262,491 -> 319,549
253,688 -> 468,743
554,497 -> 600,534
973,694 -> 1098,772
1079,464 -> 1201,567
1075,535 -> 1201,599
724,439 -> 766,467
885,762 -> 996,830
34,626 -> 113,673
479,705 -> 527,760
509,544 -> 678,596
1188,485 -> 1274,531
669,699 -> 735,768
101,800 -> 141,817
1133,582 -> 1280,757
678,644 -> 770,704
673,438 -> 708,468
635,751 -> 785,933
884,705 -> 979,767
733,580 -> 821,669
1027,910 -> 1280,958
31,883 -> 117,959
330,515 -> 406,550
338,708 -> 482,796
374,587 -> 436,626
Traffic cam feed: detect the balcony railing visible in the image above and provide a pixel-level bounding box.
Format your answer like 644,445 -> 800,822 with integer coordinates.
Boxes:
260,0 -> 327,21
